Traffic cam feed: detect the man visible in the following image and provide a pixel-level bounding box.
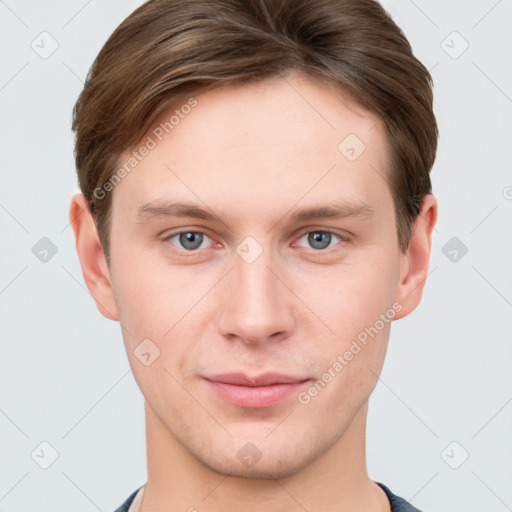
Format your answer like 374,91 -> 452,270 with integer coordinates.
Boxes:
69,0 -> 437,510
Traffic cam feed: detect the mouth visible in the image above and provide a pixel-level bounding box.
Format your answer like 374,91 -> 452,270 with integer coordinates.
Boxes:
201,372 -> 312,408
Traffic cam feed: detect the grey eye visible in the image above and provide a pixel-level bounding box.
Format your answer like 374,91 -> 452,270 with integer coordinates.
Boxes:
166,231 -> 207,251
179,232 -> 204,250
307,231 -> 333,250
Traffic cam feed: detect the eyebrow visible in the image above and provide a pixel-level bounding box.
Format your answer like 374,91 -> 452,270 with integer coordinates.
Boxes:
136,199 -> 374,225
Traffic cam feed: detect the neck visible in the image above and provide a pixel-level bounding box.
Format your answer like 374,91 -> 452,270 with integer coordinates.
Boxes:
140,400 -> 390,512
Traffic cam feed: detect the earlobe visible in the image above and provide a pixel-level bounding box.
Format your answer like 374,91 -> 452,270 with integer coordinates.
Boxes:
69,193 -> 119,321
393,194 -> 438,320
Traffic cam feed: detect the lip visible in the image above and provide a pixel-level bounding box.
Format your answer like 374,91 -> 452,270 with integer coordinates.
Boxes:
202,372 -> 311,408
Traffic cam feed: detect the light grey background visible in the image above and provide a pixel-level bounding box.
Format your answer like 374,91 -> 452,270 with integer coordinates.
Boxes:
1,1 -> 511,511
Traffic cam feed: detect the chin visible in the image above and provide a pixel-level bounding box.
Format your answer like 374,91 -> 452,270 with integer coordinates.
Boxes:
201,453 -> 309,480
188,431 -> 325,481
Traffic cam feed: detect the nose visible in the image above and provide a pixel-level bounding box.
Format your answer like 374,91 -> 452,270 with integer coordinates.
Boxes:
216,242 -> 296,346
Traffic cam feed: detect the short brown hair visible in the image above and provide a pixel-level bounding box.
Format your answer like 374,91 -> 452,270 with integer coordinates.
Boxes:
72,0 -> 437,264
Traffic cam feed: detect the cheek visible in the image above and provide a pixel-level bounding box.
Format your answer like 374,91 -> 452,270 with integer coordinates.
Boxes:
291,249 -> 399,404
297,254 -> 399,341
110,248 -> 190,337
109,251 -> 207,385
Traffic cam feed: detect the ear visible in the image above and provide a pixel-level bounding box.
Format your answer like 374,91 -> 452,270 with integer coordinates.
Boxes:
393,194 -> 438,320
69,193 -> 119,321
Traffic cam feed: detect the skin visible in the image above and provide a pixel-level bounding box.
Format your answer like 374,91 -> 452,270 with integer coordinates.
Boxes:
70,71 -> 437,512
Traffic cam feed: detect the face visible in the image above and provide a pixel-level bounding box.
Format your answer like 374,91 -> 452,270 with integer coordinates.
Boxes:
107,72 -> 408,478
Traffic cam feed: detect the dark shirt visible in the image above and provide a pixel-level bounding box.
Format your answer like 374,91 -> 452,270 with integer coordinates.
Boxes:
113,481 -> 422,511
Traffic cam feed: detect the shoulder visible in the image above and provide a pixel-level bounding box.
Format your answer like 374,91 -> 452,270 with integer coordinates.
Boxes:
375,481 -> 424,512
112,485 -> 144,512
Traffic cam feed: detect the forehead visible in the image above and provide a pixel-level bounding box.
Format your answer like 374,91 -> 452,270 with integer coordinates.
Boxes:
113,72 -> 391,218
148,73 -> 383,153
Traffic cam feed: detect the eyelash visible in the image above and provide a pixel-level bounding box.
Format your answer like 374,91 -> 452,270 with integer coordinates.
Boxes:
162,229 -> 349,255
